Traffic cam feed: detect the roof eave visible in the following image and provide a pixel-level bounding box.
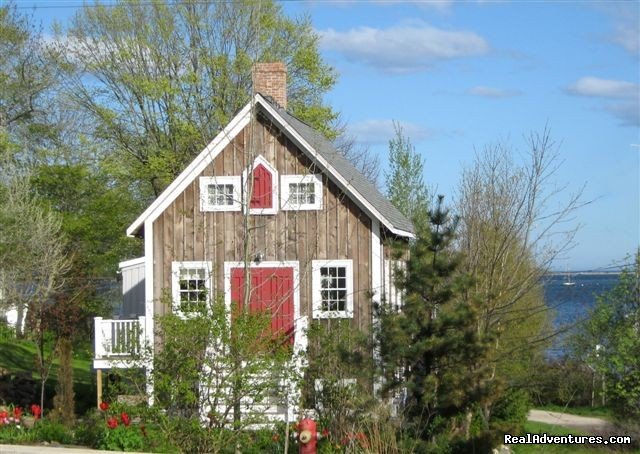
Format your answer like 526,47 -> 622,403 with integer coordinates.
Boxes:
254,94 -> 415,239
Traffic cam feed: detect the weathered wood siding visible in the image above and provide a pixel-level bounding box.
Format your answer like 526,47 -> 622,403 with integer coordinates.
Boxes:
152,116 -> 373,330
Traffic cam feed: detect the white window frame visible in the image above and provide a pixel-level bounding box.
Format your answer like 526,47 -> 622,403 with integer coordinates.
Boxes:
280,174 -> 323,211
199,176 -> 241,212
311,259 -> 353,319
171,261 -> 213,318
242,155 -> 278,215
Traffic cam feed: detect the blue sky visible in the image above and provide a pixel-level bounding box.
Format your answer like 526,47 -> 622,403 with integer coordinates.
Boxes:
283,0 -> 639,271
26,0 -> 639,271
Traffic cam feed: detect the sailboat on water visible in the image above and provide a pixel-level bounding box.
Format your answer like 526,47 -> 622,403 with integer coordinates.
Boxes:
563,268 -> 576,287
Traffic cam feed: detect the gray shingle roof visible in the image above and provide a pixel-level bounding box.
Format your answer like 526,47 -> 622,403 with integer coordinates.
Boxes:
262,98 -> 414,236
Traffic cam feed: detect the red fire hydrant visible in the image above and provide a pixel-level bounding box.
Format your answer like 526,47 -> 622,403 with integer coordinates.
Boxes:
298,418 -> 317,454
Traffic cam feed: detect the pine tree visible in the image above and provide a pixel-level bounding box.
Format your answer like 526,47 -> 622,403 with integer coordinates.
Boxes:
379,196 -> 494,447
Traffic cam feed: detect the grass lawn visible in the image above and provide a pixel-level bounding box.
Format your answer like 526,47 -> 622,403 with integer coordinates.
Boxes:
510,421 -> 639,454
0,337 -> 95,415
535,404 -> 615,420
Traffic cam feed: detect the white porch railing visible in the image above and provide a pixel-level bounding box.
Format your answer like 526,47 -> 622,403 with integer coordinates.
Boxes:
94,316 -> 145,360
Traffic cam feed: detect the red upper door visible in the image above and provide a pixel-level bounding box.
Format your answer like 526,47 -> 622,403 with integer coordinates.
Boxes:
230,266 -> 294,344
250,164 -> 273,210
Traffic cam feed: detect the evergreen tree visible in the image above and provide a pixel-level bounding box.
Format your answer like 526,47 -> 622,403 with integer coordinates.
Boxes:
379,196 -> 494,448
384,122 -> 430,231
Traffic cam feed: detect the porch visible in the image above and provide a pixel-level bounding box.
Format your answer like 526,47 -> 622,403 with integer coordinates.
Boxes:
93,316 -> 146,370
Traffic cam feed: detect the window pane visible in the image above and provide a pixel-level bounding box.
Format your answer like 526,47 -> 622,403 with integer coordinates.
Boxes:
208,184 -> 235,206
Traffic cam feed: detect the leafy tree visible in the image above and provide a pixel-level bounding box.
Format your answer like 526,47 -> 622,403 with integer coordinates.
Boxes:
304,320 -> 376,442
384,121 -> 430,231
0,4 -> 54,131
0,168 -> 71,412
379,196 -> 493,448
456,130 -> 579,428
30,163 -> 142,420
571,251 -> 640,418
129,294 -> 301,451
59,0 -> 338,197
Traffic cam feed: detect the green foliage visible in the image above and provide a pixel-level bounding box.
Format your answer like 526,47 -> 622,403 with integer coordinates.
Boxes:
99,424 -> 145,452
571,251 -> 640,419
530,358 -> 593,408
305,320 -> 375,441
491,388 -> 530,430
0,3 -> 57,133
0,423 -> 38,444
32,419 -> 74,444
379,196 -> 494,444
152,294 -> 299,429
32,163 -> 141,280
384,121 -> 429,230
62,0 -> 338,197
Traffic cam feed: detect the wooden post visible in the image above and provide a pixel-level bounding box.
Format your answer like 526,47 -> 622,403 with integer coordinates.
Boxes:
97,369 -> 103,408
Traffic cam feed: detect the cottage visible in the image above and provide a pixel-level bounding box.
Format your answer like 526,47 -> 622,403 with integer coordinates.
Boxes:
93,62 -> 413,420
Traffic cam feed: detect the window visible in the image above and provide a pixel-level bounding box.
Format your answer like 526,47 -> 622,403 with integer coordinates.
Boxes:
281,175 -> 323,210
200,176 -> 241,211
312,259 -> 353,318
171,262 -> 212,316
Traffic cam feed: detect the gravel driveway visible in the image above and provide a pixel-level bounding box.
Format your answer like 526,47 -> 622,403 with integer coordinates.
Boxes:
528,409 -> 616,435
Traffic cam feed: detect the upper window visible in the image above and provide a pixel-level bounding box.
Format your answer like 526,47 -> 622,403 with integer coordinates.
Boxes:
243,156 -> 278,215
312,259 -> 353,318
171,261 -> 212,317
281,175 -> 323,211
200,176 -> 241,211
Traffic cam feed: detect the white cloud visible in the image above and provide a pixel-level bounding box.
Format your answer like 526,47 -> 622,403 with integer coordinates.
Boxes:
567,77 -> 640,127
594,2 -> 640,56
613,23 -> 640,54
604,102 -> 640,127
417,0 -> 455,12
319,24 -> 489,73
566,77 -> 639,99
467,86 -> 522,98
347,119 -> 433,144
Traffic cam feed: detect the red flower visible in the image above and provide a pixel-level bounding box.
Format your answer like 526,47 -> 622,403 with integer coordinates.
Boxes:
30,404 -> 41,419
13,407 -> 22,418
272,433 -> 280,442
120,412 -> 131,426
99,401 -> 109,411
322,428 -> 329,437
0,410 -> 8,424
107,416 -> 119,429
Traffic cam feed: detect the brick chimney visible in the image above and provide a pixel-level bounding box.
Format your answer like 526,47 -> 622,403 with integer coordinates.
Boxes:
253,62 -> 287,109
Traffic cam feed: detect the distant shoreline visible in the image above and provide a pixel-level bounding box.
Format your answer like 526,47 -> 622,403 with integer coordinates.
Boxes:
546,271 -> 622,276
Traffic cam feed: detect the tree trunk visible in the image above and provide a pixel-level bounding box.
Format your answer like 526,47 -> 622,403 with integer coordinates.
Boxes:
53,337 -> 75,425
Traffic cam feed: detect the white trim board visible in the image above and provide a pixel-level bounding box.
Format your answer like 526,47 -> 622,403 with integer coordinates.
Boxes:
127,102 -> 253,236
126,95 -> 413,239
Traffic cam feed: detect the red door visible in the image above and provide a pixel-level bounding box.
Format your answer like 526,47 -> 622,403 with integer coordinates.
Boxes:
250,164 -> 273,209
230,267 -> 294,344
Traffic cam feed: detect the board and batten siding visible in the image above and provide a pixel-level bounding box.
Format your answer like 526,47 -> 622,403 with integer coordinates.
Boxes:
152,116 -> 373,331
119,258 -> 146,318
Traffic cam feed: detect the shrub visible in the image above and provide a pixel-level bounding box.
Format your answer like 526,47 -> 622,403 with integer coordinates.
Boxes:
492,388 -> 530,427
33,419 -> 74,444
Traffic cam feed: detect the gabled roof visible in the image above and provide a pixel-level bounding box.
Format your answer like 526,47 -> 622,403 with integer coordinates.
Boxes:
127,94 -> 414,238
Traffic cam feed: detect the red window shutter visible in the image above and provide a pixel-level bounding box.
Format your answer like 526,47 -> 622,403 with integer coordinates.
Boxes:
250,164 -> 273,209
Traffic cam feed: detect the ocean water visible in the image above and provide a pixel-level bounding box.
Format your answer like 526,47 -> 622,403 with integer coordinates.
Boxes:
542,272 -> 620,357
